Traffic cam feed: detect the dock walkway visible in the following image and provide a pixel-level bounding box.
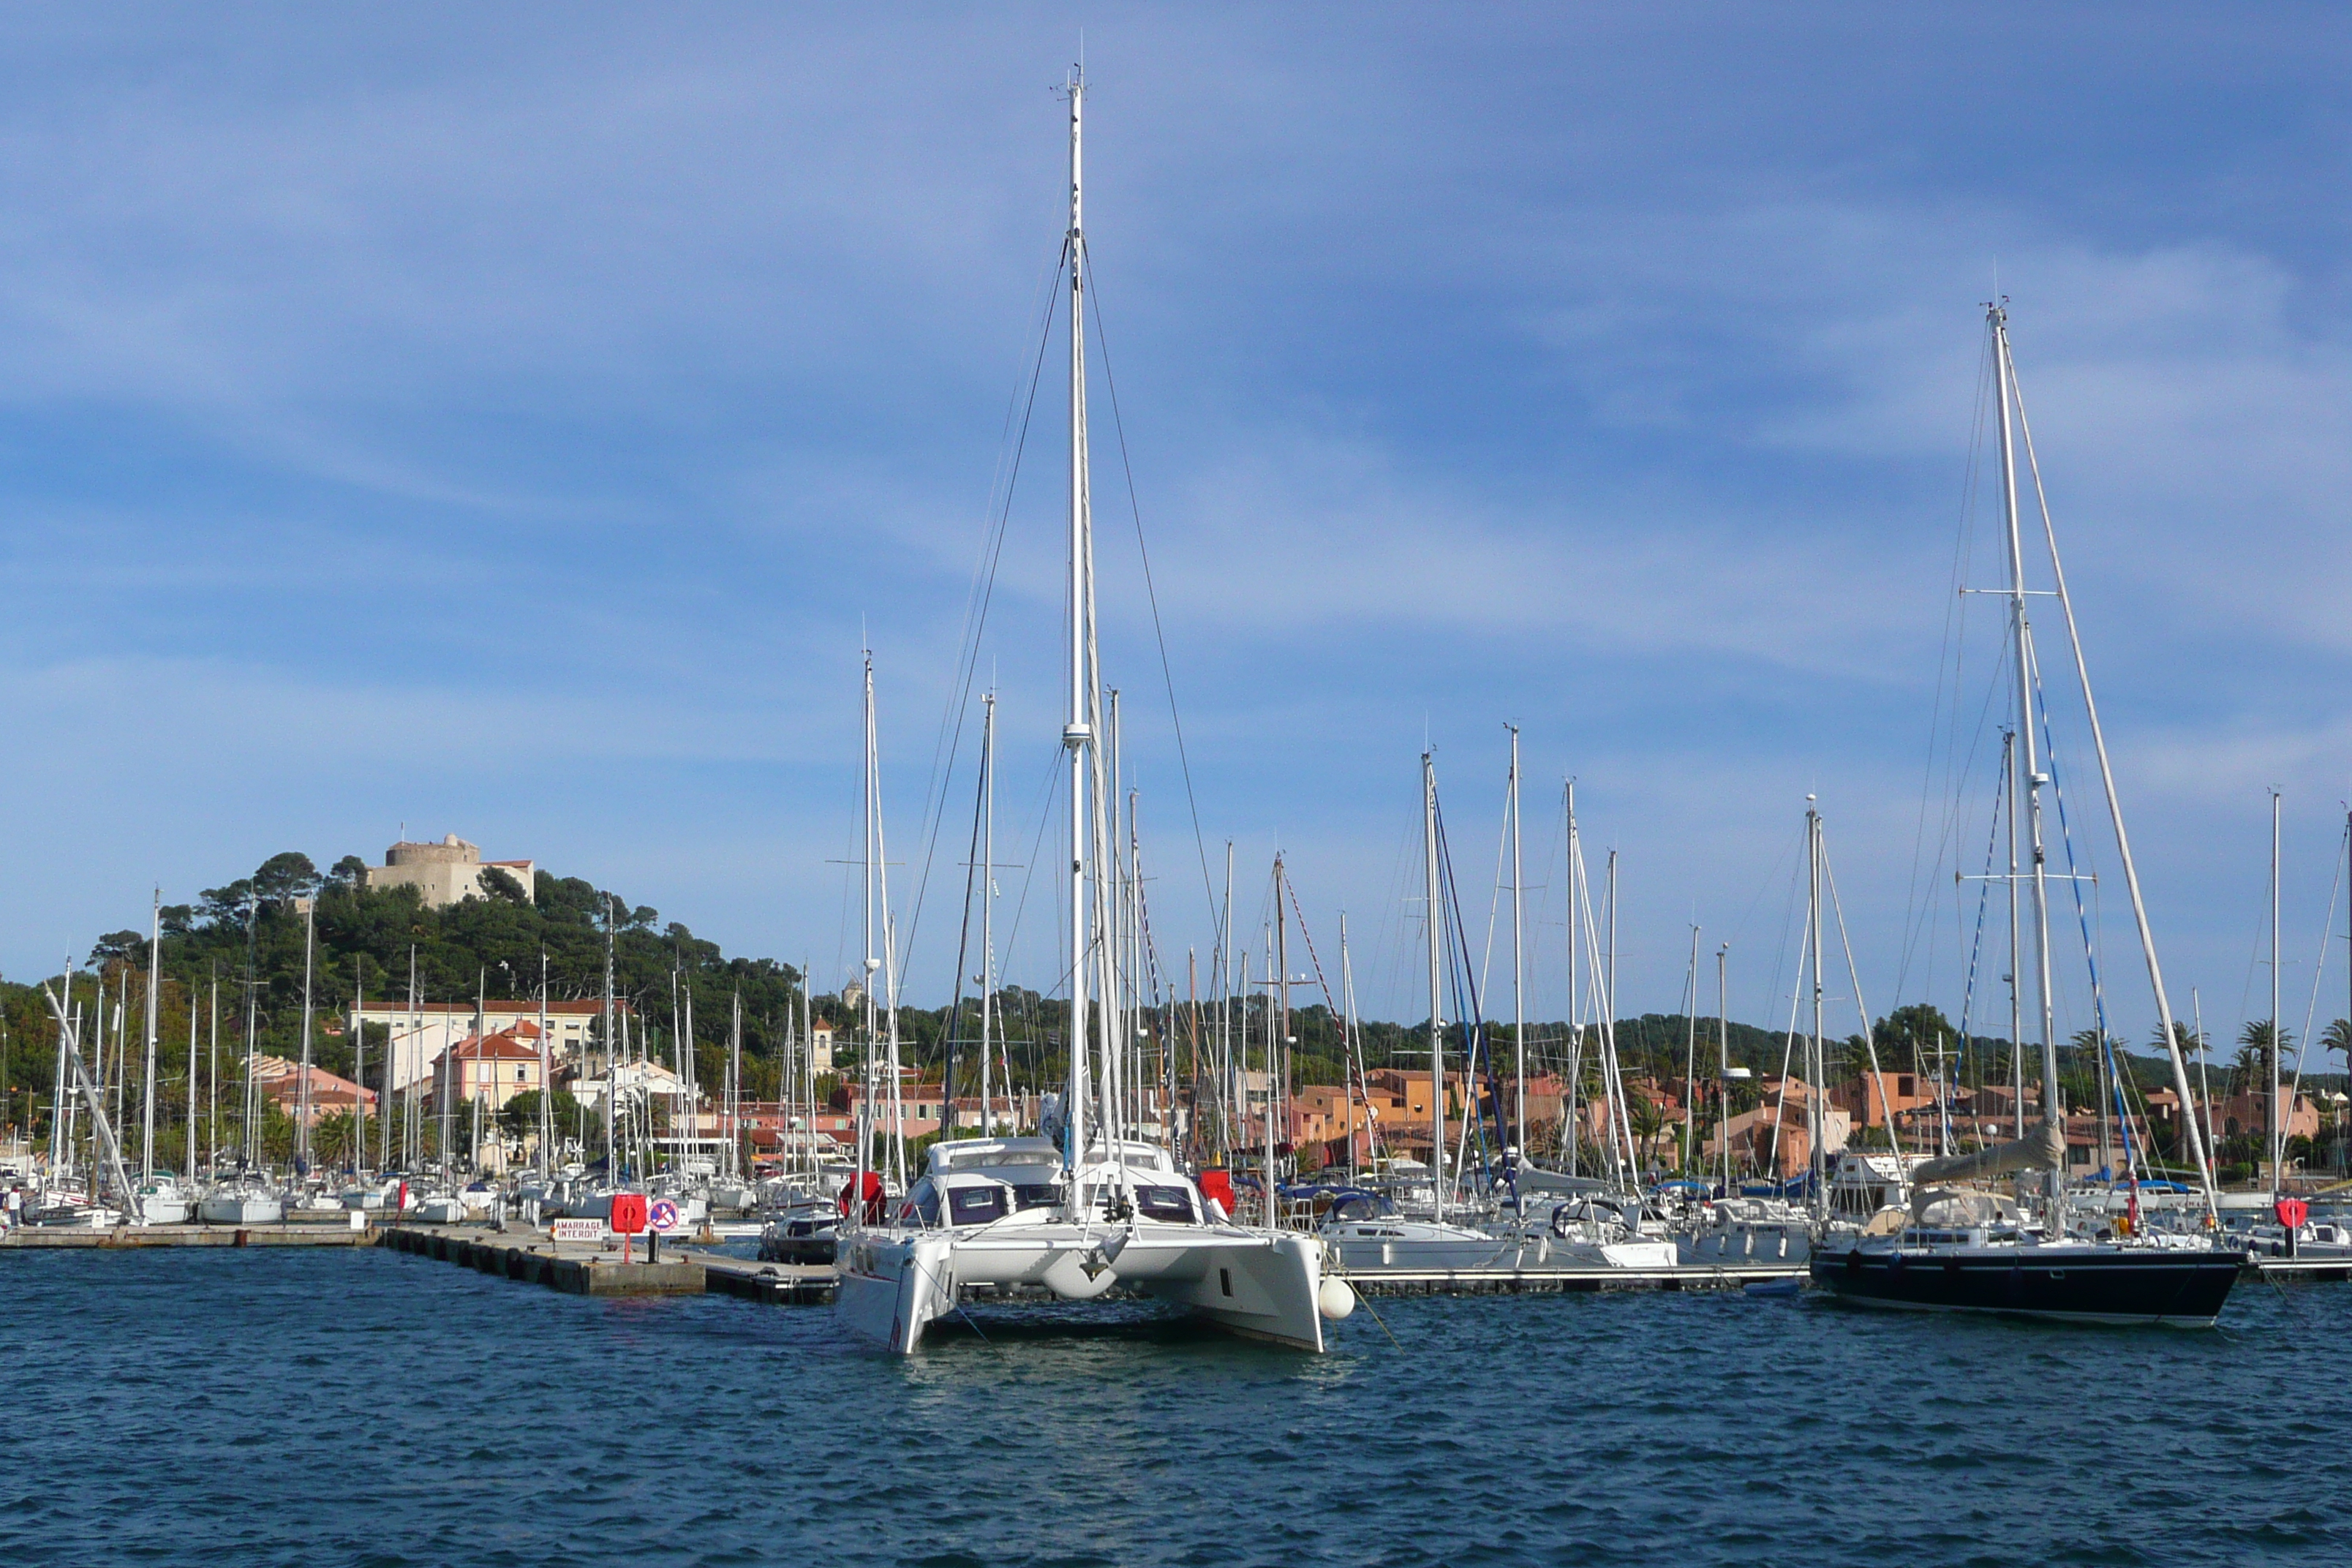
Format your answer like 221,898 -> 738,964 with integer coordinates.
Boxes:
0,1221 -> 374,1248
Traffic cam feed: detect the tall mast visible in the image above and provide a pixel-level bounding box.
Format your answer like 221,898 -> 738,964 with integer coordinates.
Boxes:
1340,915 -> 1361,1183
2004,728 -> 2023,1141
1681,924 -> 1699,1180
1991,305 -> 2062,1188
185,1005 -> 197,1186
1060,64 -> 1093,1205
856,652 -> 878,1209
1806,799 -> 1825,1220
243,908 -> 261,1170
1423,750 -> 1444,1205
538,951 -> 551,1181
1606,848 -> 1629,1187
141,889 -> 160,1186
2270,788 -> 2283,1194
1716,943 -> 1730,1192
1507,725 -> 1526,1160
980,690 -> 997,1140
1564,780 -> 1580,1177
1220,841 -> 1234,1156
298,897 -> 317,1175
1271,853 -> 1288,1226
353,964 -> 366,1177
2003,312 -> 2213,1214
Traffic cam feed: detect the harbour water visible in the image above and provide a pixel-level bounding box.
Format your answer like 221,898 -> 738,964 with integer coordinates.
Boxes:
4,1246 -> 2344,1566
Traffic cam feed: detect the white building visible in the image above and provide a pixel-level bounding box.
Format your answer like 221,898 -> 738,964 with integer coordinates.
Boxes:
354,999 -> 626,1092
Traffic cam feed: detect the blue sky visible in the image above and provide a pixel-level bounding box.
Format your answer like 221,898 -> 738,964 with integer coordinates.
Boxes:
2,6 -> 2348,1049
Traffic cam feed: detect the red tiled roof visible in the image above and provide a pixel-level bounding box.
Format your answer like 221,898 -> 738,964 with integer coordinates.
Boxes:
445,1029 -> 546,1061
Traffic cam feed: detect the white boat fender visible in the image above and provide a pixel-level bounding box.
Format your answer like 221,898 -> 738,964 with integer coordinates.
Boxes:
1317,1277 -> 1357,1322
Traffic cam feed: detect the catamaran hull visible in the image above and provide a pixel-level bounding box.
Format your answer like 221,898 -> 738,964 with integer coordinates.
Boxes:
835,1228 -> 1327,1354
1810,1245 -> 2242,1326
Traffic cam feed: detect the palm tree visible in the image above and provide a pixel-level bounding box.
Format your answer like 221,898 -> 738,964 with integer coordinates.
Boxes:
2236,1019 -> 2289,1087
2323,1017 -> 2352,1071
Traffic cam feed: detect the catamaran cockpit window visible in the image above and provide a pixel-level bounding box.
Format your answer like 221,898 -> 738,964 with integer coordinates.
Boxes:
947,1186 -> 1008,1226
1013,1183 -> 1060,1210
905,1178 -> 941,1228
1134,1186 -> 1195,1223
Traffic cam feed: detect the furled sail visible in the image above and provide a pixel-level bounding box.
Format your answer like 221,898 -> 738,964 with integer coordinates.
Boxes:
1910,1119 -> 2066,1187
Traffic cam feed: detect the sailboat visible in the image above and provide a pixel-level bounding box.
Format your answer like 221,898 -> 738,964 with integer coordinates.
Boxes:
1810,303 -> 2241,1325
833,68 -> 1335,1354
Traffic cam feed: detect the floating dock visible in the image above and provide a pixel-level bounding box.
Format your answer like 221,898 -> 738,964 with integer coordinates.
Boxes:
1335,1261 -> 1806,1295
379,1224 -> 706,1297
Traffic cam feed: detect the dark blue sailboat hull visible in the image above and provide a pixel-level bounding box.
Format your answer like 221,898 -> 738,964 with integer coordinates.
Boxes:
1809,1243 -> 2242,1325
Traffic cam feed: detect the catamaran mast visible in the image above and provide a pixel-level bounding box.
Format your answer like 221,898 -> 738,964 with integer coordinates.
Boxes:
1060,64 -> 1094,1210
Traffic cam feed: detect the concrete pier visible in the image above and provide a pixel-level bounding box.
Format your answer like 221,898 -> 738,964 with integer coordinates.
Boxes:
0,1222 -> 375,1248
379,1225 -> 706,1296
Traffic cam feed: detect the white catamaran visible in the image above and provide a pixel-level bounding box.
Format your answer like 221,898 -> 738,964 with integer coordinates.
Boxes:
833,69 -> 1334,1354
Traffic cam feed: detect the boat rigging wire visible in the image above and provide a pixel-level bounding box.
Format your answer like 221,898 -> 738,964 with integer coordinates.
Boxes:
1083,256 -> 1221,935
897,234 -> 1066,1001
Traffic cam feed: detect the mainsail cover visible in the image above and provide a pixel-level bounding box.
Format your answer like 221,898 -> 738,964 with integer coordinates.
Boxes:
1910,1120 -> 2067,1187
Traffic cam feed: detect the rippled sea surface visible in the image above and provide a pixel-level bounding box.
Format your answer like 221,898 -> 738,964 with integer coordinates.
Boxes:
2,1245 -> 2343,1567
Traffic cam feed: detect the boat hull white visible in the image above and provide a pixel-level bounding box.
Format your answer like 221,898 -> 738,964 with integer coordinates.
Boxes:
836,1224 -> 1327,1354
197,1193 -> 284,1225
